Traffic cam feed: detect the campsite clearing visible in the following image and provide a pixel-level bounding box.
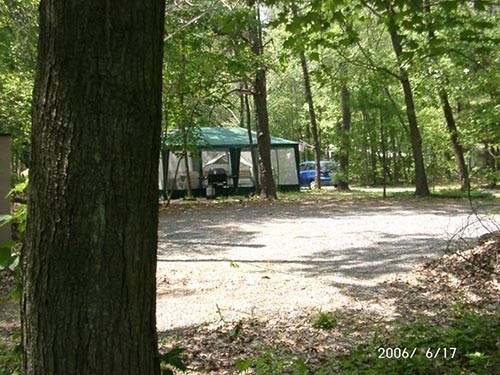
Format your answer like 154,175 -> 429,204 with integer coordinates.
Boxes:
156,197 -> 497,330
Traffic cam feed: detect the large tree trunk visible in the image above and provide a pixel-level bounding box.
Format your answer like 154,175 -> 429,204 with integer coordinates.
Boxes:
23,1 -> 165,374
388,8 -> 430,197
248,0 -> 276,199
439,90 -> 469,190
299,52 -> 322,189
337,84 -> 351,191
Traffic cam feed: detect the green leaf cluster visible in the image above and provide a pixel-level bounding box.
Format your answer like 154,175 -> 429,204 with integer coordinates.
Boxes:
311,309 -> 337,329
159,347 -> 188,374
0,170 -> 27,295
0,1 -> 37,168
236,349 -> 308,375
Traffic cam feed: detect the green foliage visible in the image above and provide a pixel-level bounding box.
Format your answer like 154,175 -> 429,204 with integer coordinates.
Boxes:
338,306 -> 499,374
163,0 -> 257,135
235,357 -> 252,372
0,239 -> 18,272
1,0 -> 498,189
311,309 -> 337,330
233,304 -> 499,375
0,336 -> 21,375
159,347 -> 188,374
163,127 -> 207,155
236,349 -> 308,375
0,170 -> 27,298
265,0 -> 499,190
0,1 -> 38,168
432,188 -> 494,200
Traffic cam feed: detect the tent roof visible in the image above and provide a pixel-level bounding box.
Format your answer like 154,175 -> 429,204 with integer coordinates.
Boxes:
166,127 -> 298,148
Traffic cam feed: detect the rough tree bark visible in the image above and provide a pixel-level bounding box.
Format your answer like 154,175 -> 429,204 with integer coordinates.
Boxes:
387,6 -> 430,197
248,0 -> 276,199
22,1 -> 165,374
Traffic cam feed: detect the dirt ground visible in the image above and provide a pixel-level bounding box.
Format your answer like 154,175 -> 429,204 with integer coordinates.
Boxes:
156,197 -> 499,332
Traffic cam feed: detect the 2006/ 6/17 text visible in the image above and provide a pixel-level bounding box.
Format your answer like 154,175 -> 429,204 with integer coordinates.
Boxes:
377,347 -> 457,360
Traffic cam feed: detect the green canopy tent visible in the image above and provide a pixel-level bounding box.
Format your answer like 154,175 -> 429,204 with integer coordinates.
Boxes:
159,127 -> 300,198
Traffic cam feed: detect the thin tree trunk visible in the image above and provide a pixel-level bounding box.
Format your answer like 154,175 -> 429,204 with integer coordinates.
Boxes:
425,0 -> 469,190
23,1 -> 165,373
181,124 -> 192,197
337,84 -> 351,191
485,144 -> 498,187
380,109 -> 387,198
179,54 -> 192,197
400,149 -> 409,183
370,132 -> 378,185
390,130 -> 399,183
361,110 -> 370,185
182,147 -> 192,196
248,0 -> 276,199
387,6 -> 430,196
240,87 -> 255,191
243,85 -> 260,192
299,51 -> 322,189
167,155 -> 184,206
439,90 -> 469,190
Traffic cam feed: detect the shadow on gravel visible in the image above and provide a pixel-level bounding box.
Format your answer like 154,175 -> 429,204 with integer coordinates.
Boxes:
158,225 -> 262,257
293,233 -> 447,278
159,198 -> 475,222
157,234 -> 449,280
157,200 -> 485,298
158,200 -> 473,256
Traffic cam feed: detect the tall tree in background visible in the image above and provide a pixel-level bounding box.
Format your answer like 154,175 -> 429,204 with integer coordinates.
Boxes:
248,0 -> 277,199
241,85 -> 261,191
386,4 -> 430,196
421,0 -> 469,190
22,0 -> 165,373
337,82 -> 352,191
300,51 -> 322,189
289,3 -> 322,188
439,88 -> 469,190
2,0 -> 497,205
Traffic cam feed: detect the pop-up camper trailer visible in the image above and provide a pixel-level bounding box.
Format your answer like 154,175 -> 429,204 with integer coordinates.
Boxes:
159,127 -> 300,198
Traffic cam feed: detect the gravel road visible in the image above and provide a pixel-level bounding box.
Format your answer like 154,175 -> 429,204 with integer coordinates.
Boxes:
156,199 -> 498,331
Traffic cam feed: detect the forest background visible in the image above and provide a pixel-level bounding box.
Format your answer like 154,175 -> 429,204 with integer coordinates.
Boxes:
0,0 -> 498,192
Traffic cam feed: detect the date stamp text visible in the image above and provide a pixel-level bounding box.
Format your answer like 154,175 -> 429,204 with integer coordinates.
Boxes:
377,347 -> 457,360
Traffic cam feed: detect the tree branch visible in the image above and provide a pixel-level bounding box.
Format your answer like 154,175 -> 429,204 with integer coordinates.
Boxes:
164,6 -> 216,41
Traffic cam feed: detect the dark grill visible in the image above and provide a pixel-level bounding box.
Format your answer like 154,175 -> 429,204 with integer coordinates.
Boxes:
206,168 -> 228,198
207,168 -> 228,184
